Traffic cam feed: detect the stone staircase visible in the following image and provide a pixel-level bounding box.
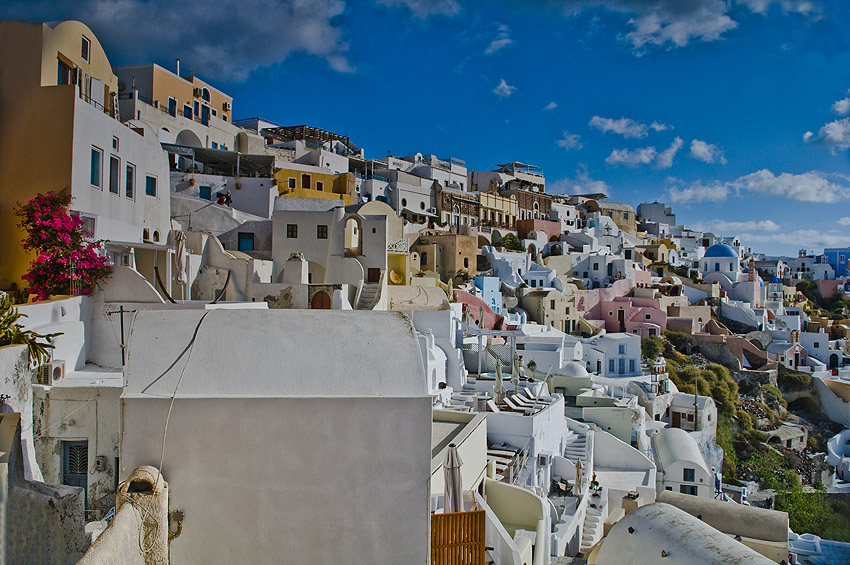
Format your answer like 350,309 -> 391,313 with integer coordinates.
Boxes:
355,274 -> 383,310
563,431 -> 587,462
580,501 -> 604,553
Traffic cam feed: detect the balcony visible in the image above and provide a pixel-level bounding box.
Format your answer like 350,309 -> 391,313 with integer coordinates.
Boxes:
387,238 -> 409,254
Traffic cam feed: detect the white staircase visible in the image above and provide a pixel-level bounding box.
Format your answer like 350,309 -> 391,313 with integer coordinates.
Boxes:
580,503 -> 604,553
563,432 -> 587,462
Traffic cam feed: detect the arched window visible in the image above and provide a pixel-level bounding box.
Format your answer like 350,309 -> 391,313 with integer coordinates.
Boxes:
201,87 -> 211,102
453,205 -> 460,227
344,216 -> 362,256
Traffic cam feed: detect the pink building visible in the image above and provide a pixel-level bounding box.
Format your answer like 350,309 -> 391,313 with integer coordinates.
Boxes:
598,296 -> 666,337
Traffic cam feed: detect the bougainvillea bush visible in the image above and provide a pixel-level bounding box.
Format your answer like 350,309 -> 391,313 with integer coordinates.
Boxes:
16,191 -> 110,301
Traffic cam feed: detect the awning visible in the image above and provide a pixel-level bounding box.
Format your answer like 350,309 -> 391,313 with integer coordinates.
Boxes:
160,143 -> 275,176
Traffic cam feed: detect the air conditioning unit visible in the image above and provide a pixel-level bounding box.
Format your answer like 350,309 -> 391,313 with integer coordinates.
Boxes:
35,360 -> 65,386
223,101 -> 232,111
427,207 -> 437,214
193,87 -> 202,98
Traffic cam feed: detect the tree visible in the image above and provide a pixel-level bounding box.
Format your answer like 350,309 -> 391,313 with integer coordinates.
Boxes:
641,335 -> 663,362
16,191 -> 110,301
499,234 -> 525,252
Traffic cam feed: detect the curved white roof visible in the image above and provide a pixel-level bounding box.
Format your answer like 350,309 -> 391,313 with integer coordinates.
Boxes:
652,427 -> 709,473
124,309 -> 427,398
596,503 -> 775,564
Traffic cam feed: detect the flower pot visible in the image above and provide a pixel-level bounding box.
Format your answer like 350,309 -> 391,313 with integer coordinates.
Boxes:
189,178 -> 196,186
235,182 -> 242,190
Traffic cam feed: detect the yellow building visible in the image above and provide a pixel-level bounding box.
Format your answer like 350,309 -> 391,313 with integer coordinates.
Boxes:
479,192 -> 518,229
0,21 -> 171,289
275,166 -> 355,205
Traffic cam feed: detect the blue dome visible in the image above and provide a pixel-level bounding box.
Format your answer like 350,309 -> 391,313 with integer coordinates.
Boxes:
770,276 -> 782,284
704,244 -> 737,258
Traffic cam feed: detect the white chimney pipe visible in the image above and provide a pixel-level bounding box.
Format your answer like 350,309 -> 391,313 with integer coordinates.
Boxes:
176,58 -> 181,76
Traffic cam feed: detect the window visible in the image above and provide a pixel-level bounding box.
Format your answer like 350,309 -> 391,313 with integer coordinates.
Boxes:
182,104 -> 192,119
288,177 -> 296,189
201,87 -> 211,102
619,344 -> 626,354
665,486 -> 673,491
317,225 -> 328,239
145,175 -> 157,196
143,228 -> 150,241
152,230 -> 160,242
645,314 -> 652,320
551,300 -> 556,309
287,224 -> 298,238
609,359 -> 615,372
112,136 -> 119,151
109,155 -> 120,194
683,468 -> 695,482
401,198 -> 407,207
301,174 -> 311,189
90,147 -> 102,187
680,485 -> 698,496
420,201 -> 425,210
81,36 -> 91,62
194,100 -> 199,116
168,97 -> 177,117
814,342 -> 819,348
58,58 -> 75,85
593,263 -> 599,270
125,163 -> 135,199
238,233 -> 254,252
421,252 -> 428,265
199,186 -> 212,201
629,359 -> 636,372
623,213 -> 629,220
316,181 -> 324,192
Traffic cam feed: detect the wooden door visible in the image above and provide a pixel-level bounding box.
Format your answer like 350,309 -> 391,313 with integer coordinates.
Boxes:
311,291 -> 331,309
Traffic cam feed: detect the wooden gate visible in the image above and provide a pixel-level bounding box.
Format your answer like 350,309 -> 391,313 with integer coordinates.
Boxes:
431,509 -> 486,565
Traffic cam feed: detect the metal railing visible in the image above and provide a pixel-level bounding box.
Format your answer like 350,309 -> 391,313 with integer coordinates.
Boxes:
431,510 -> 486,565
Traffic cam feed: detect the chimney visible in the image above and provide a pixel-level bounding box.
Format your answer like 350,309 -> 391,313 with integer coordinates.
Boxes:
175,58 -> 180,77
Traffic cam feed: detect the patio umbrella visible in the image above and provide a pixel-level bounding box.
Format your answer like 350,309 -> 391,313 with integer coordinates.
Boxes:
174,231 -> 187,285
511,353 -> 522,393
478,306 -> 485,329
575,458 -> 583,495
493,360 -> 506,403
444,443 -> 464,514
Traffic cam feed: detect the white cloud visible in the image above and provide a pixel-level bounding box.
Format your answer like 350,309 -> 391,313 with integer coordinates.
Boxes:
560,0 -> 737,51
650,121 -> 671,131
548,165 -> 610,196
739,0 -> 821,17
805,117 -> 850,150
656,137 -> 683,169
692,219 -> 781,233
543,101 -> 558,111
0,0 -> 354,82
838,217 -> 850,226
492,79 -> 517,99
556,131 -> 583,151
604,137 -> 681,168
667,169 -> 850,206
376,0 -> 460,18
689,139 -> 727,164
485,24 -> 513,55
832,91 -> 850,116
605,146 -> 657,167
667,179 -> 728,205
589,115 -> 649,138
739,230 -> 848,250
737,169 -> 850,203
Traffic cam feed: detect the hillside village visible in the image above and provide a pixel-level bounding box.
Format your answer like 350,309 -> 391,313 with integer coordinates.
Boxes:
3,19 -> 850,564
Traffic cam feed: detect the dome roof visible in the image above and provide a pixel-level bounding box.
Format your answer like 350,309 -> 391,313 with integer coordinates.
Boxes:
704,244 -> 737,258
770,276 -> 782,283
560,361 -> 589,378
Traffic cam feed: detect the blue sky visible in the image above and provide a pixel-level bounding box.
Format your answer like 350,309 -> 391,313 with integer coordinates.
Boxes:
4,0 -> 850,256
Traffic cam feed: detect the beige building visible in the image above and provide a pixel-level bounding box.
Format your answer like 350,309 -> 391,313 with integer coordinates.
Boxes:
411,231 -> 478,282
519,285 -> 578,333
478,191 -> 518,230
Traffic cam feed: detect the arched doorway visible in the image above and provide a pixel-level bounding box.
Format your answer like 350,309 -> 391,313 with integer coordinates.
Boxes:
344,216 -> 362,257
311,291 -> 331,309
830,354 -> 839,369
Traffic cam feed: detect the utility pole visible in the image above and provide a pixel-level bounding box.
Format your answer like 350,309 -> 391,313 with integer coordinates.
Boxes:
105,306 -> 133,366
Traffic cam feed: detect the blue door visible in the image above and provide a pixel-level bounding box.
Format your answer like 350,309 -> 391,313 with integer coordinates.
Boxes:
201,104 -> 210,126
62,440 -> 88,506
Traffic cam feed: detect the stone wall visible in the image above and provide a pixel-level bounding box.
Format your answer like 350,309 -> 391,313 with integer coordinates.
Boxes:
1,413 -> 88,564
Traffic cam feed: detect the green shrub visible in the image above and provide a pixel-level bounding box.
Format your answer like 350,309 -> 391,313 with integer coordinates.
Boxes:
778,371 -> 811,392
